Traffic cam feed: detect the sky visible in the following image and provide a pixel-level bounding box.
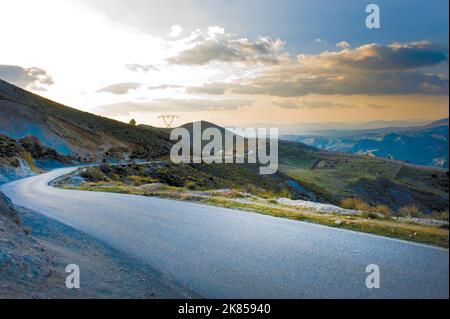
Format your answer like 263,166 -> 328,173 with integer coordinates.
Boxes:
0,0 -> 448,129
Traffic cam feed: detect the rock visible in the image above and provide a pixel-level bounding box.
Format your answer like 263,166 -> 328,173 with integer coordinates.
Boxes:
277,197 -> 360,215
334,219 -> 343,226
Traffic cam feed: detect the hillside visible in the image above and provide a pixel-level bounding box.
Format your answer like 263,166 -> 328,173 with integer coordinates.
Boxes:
0,79 -> 171,163
0,134 -> 71,182
278,140 -> 449,214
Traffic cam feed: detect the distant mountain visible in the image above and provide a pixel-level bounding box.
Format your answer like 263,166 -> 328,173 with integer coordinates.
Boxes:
245,120 -> 429,135
424,118 -> 449,128
283,119 -> 449,168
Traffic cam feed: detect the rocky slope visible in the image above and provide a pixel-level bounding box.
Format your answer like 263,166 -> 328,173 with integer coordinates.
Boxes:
0,79 -> 171,164
0,134 -> 72,182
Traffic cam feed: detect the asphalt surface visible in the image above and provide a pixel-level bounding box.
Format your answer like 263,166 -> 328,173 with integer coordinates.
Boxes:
1,167 -> 448,298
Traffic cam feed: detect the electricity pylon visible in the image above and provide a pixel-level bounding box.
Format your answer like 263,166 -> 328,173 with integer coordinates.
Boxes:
158,114 -> 179,128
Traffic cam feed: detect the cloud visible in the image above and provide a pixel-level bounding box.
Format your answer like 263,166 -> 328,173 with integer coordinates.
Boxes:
273,100 -> 390,110
168,27 -> 287,65
274,100 -> 356,109
96,98 -> 253,116
148,84 -> 184,90
314,38 -> 327,44
336,41 -> 351,49
188,41 -> 449,96
297,41 -> 448,71
124,63 -> 160,72
168,25 -> 183,37
364,103 -> 391,109
98,82 -> 141,94
0,64 -> 54,91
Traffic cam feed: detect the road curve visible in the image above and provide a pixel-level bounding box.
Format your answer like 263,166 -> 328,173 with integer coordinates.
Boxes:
1,167 -> 448,298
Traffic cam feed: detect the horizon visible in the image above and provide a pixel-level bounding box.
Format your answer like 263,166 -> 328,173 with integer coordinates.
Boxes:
0,0 -> 449,128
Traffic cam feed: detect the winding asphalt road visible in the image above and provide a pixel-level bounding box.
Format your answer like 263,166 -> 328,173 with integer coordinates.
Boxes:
1,167 -> 448,298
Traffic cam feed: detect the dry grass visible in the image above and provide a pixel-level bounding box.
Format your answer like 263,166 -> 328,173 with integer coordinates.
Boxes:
202,198 -> 449,248
399,205 -> 422,218
341,197 -> 370,211
22,151 -> 40,173
370,205 -> 392,218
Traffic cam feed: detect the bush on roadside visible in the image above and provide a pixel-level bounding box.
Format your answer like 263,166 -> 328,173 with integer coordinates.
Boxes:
370,205 -> 391,218
79,167 -> 108,182
99,163 -> 111,174
429,211 -> 449,221
363,211 -> 383,220
341,197 -> 370,211
398,205 -> 422,218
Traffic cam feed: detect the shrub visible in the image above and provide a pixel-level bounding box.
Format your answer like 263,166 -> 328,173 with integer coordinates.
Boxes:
23,227 -> 32,236
99,163 -> 111,174
399,205 -> 422,218
110,173 -> 121,181
430,211 -> 449,221
13,216 -> 21,226
128,175 -> 140,185
80,167 -> 108,182
363,211 -> 382,220
341,197 -> 370,211
371,205 -> 391,218
185,181 -> 197,190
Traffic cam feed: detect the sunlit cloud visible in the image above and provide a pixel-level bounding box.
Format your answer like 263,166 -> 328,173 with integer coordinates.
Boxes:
124,64 -> 160,72
98,82 -> 141,95
96,98 -> 253,115
365,103 -> 391,109
168,27 -> 288,65
148,84 -> 184,90
274,99 -> 357,109
336,41 -> 351,49
189,41 -> 449,97
168,25 -> 183,38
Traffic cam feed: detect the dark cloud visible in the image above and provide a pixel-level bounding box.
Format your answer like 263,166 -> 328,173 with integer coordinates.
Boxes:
188,42 -> 449,96
0,65 -> 54,91
98,82 -> 141,95
297,41 -> 448,71
96,98 -> 253,116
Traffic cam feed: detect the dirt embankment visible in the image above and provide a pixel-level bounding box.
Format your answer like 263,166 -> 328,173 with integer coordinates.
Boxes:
0,192 -> 196,299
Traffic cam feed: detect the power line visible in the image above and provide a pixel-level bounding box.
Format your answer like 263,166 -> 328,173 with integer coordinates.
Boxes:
158,114 -> 179,128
